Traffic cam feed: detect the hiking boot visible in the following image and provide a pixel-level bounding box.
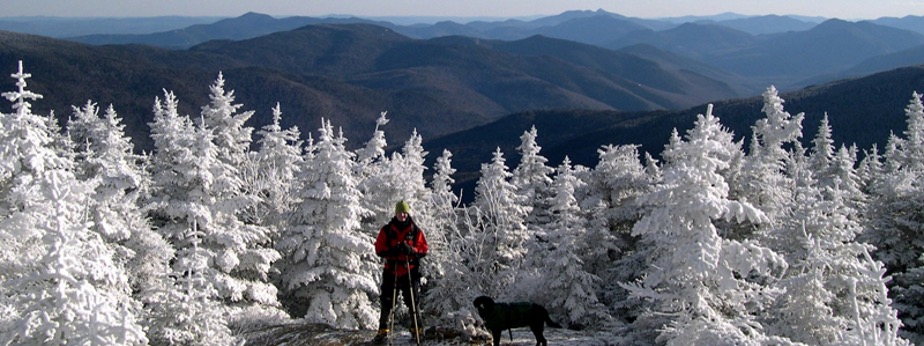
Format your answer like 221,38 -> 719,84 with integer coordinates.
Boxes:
371,328 -> 389,345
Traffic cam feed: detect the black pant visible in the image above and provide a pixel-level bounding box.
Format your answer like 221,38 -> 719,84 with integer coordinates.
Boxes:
378,269 -> 421,329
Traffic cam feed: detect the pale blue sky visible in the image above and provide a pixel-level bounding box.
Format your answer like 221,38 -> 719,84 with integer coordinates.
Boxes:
7,0 -> 924,20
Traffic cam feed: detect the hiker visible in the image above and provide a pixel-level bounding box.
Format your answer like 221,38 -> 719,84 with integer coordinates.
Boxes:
373,200 -> 429,344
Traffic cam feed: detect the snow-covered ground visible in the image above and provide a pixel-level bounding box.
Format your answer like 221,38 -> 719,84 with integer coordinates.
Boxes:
408,328 -> 623,345
241,321 -> 626,345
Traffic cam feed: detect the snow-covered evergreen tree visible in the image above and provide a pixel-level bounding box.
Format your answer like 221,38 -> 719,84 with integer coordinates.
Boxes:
575,144 -> 653,321
276,118 -> 378,329
470,148 -> 530,298
355,112 -> 392,223
357,112 -> 430,230
857,144 -> 883,191
768,151 -> 906,345
198,72 -> 254,167
0,61 -> 71,220
810,114 -> 836,183
243,103 -> 303,232
511,126 -> 551,226
145,90 -> 242,342
146,77 -> 285,330
0,170 -> 147,345
528,157 -> 611,328
0,64 -> 145,344
145,222 -> 238,345
865,92 -> 924,344
356,111 -> 389,167
66,101 -> 176,339
0,62 -> 67,283
196,74 -> 283,323
734,86 -> 803,220
623,105 -> 786,345
389,129 -> 431,218
418,149 -> 473,317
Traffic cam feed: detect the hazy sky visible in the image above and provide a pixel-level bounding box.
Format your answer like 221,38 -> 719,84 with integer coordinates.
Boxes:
8,0 -> 924,20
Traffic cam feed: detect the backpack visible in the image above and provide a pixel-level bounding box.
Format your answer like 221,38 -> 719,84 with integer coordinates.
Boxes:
386,221 -> 425,276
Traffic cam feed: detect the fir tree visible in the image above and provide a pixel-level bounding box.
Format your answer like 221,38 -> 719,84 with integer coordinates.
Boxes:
195,75 -> 283,322
276,118 -> 378,329
0,170 -> 147,345
810,114 -> 835,182
419,149 -> 473,316
243,103 -> 303,233
66,101 -> 176,338
389,129 -> 430,219
470,148 -> 530,298
0,62 -> 146,344
356,111 -> 389,166
198,72 -> 254,166
145,222 -> 238,345
530,157 -> 611,328
511,126 -> 551,226
355,111 -> 391,222
857,144 -> 883,192
623,105 -> 786,344
579,144 -> 654,321
146,90 -> 240,341
768,152 -> 906,345
735,86 -> 803,220
0,61 -> 70,212
866,92 -> 924,343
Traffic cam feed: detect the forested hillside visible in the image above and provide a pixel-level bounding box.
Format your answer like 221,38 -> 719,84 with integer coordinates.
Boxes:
1,60 -> 922,345
0,26 -> 741,154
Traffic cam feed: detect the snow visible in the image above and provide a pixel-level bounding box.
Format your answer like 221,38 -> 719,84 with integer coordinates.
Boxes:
0,61 -> 919,345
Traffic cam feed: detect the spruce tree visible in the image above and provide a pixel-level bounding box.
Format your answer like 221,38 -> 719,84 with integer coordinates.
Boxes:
511,126 -> 552,227
623,105 -> 785,344
419,149 -> 473,316
866,92 -> 924,344
0,171 -> 147,345
579,144 -> 654,321
67,101 -> 176,338
146,90 -> 241,342
0,63 -> 146,345
197,75 -> 283,323
356,111 -> 392,224
470,148 -> 529,298
768,151 -> 905,345
531,157 -> 611,328
735,86 -> 803,220
244,102 -> 303,228
276,119 -> 378,329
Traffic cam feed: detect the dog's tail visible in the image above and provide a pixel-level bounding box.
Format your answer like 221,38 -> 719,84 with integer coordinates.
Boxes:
546,316 -> 562,328
543,308 -> 562,328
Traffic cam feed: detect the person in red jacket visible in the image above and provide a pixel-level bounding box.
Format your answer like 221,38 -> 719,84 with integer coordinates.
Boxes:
373,200 -> 428,344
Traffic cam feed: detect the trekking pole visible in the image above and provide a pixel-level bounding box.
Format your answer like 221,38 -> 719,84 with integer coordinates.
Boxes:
387,263 -> 399,346
404,260 -> 422,345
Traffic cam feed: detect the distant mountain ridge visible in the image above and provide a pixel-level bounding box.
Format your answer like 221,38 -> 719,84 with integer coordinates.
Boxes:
0,23 -> 741,153
71,12 -> 394,49
1,14 -> 923,200
423,66 -> 924,197
0,16 -> 221,37
56,10 -> 924,92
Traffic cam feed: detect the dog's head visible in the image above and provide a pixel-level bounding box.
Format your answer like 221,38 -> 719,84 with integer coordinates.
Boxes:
472,295 -> 495,315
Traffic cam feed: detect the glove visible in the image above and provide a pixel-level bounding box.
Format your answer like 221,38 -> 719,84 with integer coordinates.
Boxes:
396,242 -> 414,255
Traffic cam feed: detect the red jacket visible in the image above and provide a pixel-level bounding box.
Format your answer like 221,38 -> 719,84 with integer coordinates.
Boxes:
375,217 -> 428,277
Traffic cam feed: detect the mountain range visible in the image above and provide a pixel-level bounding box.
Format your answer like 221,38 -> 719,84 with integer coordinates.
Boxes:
427,65 -> 924,195
1,10 -> 924,196
0,21 -> 751,151
55,11 -> 924,89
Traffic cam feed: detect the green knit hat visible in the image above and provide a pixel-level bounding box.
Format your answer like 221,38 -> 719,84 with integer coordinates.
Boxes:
395,200 -> 411,214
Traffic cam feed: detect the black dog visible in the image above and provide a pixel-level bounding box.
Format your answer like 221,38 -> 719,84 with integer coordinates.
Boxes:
473,295 -> 562,346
